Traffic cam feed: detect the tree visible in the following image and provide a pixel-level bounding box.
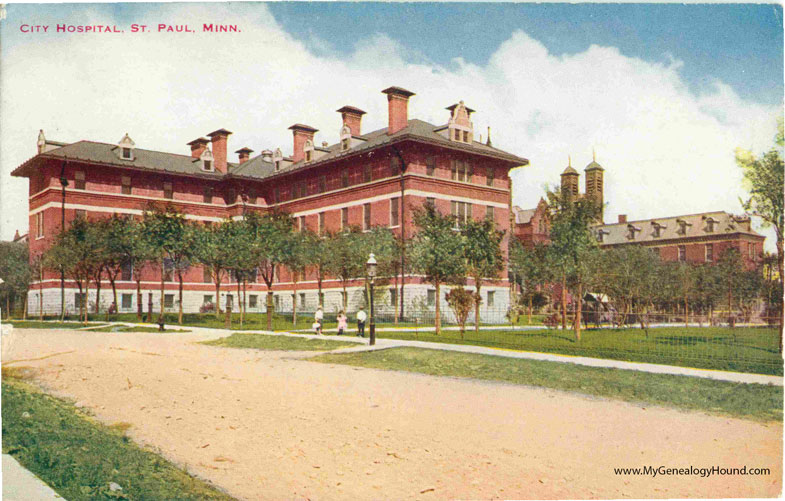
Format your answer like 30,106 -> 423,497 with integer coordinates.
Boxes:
282,230 -> 310,327
546,189 -> 601,340
143,204 -> 188,324
326,227 -> 368,310
301,229 -> 330,310
463,217 -> 505,332
193,221 -> 234,319
509,241 -> 553,324
736,119 -> 784,286
224,218 -> 256,326
445,287 -> 478,339
714,248 -> 745,327
409,204 -> 466,334
247,211 -> 294,330
0,241 -> 31,319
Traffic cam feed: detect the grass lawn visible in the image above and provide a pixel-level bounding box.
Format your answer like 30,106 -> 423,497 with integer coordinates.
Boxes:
2,375 -> 234,500
371,326 -> 784,376
7,321 -> 108,330
87,325 -> 191,333
312,347 -> 783,422
203,332 -> 360,351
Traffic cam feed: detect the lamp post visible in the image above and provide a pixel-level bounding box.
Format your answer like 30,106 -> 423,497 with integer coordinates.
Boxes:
366,253 -> 377,346
59,159 -> 69,321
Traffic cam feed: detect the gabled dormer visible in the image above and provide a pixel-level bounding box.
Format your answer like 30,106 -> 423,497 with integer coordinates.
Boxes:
702,215 -> 718,233
199,147 -> 215,172
118,133 -> 135,161
340,124 -> 352,151
446,101 -> 475,144
676,218 -> 692,236
304,139 -> 314,163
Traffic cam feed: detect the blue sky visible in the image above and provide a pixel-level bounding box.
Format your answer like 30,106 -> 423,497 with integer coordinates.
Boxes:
1,2 -> 782,246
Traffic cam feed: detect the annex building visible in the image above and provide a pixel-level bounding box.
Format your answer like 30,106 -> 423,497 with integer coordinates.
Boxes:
12,86 -> 528,321
513,158 -> 765,269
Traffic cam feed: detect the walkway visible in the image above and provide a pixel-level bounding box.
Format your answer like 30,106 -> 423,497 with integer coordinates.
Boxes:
2,455 -> 62,500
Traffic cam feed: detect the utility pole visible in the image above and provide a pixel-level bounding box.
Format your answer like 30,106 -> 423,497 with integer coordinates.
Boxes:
59,158 -> 69,320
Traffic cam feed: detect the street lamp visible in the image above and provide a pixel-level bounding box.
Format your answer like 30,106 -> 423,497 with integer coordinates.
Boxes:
366,253 -> 377,346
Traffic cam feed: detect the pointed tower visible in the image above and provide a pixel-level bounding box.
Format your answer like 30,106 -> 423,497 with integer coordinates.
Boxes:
584,149 -> 604,223
560,156 -> 579,199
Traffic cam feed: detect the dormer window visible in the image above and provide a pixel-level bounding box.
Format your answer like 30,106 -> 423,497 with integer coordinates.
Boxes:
304,140 -> 314,163
273,148 -> 283,171
626,224 -> 640,240
117,133 -> 135,161
704,217 -> 717,233
199,147 -> 215,172
446,101 -> 475,144
652,222 -> 666,238
596,229 -> 609,243
340,125 -> 352,152
676,219 -> 691,235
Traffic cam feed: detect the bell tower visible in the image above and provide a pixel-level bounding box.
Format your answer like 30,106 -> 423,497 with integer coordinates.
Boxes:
584,150 -> 604,223
560,156 -> 580,200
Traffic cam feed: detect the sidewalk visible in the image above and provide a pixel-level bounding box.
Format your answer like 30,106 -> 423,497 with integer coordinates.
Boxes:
2,455 -> 62,500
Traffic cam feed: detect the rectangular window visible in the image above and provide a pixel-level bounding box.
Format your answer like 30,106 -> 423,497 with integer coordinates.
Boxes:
678,245 -> 687,262
364,164 -> 372,183
487,290 -> 495,307
164,294 -> 174,309
341,207 -> 349,231
363,203 -> 371,231
273,187 -> 280,204
299,293 -> 306,309
203,266 -> 212,283
274,295 -> 280,311
74,292 -> 85,310
318,212 -> 325,236
75,209 -> 86,219
298,216 -> 306,232
426,197 -> 435,208
451,161 -> 470,182
121,175 -> 132,195
122,147 -> 132,159
74,171 -> 85,190
705,244 -> 714,263
225,295 -> 233,309
203,295 -> 213,305
121,294 -> 133,310
390,197 -> 400,227
319,176 -> 326,194
463,131 -> 469,143
342,170 -> 349,188
451,161 -> 457,180
749,243 -> 755,260
390,156 -> 402,176
451,201 -> 471,227
390,287 -> 398,308
427,289 -> 436,306
121,260 -> 133,281
163,182 -> 173,200
247,191 -> 257,205
36,212 -> 44,238
249,295 -> 258,309
485,206 -> 494,221
426,156 -> 436,176
203,186 -> 212,204
486,167 -> 494,187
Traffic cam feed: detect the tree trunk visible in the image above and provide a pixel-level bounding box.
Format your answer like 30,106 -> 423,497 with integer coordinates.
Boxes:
684,294 -> 689,328
266,290 -> 274,331
292,278 -> 298,327
317,267 -> 324,308
159,261 -> 165,324
178,271 -> 184,325
237,278 -> 243,327
22,291 -> 28,320
574,282 -> 582,341
38,267 -> 44,320
214,275 -> 222,319
394,274 -> 400,325
473,283 -> 481,333
435,281 -> 441,335
561,273 -> 567,330
342,283 -> 348,311
84,279 -> 90,323
108,273 -> 118,320
94,271 -> 102,314
136,279 -> 143,321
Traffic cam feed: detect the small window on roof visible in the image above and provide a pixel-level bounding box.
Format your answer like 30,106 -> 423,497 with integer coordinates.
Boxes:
200,147 -> 215,172
122,148 -> 132,159
117,133 -> 135,161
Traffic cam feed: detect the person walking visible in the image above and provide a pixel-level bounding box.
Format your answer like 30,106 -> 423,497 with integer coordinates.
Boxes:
337,311 -> 348,335
356,307 -> 367,337
314,306 -> 324,335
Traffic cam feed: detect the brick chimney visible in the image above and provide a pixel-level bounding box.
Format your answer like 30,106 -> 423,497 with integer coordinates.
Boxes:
382,86 -> 415,135
288,124 -> 318,163
336,106 -> 366,137
618,214 -> 627,223
188,138 -> 210,158
235,147 -> 253,165
207,129 -> 232,172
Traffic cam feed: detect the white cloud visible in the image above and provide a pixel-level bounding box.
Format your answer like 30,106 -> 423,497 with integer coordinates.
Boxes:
1,4 -> 780,249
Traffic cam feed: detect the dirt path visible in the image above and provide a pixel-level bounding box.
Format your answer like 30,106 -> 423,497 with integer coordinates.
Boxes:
3,329 -> 781,500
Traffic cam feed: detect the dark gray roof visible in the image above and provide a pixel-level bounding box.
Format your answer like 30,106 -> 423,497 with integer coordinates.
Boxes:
585,161 -> 604,171
562,165 -> 578,175
14,118 -> 528,181
14,140 -> 229,179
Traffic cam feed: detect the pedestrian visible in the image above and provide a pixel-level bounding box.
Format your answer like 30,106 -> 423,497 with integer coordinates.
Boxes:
314,306 -> 324,335
356,307 -> 367,337
337,311 -> 348,335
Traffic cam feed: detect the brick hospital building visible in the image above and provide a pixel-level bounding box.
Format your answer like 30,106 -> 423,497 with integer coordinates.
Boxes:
13,87 -> 529,320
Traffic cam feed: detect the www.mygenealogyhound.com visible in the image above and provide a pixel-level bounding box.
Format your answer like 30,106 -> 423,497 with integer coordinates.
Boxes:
614,465 -> 771,478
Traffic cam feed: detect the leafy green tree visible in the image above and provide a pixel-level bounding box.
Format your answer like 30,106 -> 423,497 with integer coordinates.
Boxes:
714,248 -> 746,327
193,221 -> 234,319
326,227 -> 368,310
736,119 -> 784,284
282,230 -> 310,326
545,189 -> 601,340
224,218 -> 256,326
120,218 -> 156,320
509,241 -> 553,324
301,229 -> 330,309
142,204 -> 188,324
463,217 -> 505,332
361,226 -> 400,315
445,287 -> 478,339
409,204 -> 466,334
247,211 -> 294,330
0,241 -> 31,319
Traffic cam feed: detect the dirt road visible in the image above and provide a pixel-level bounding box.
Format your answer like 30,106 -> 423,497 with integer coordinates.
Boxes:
2,329 -> 781,500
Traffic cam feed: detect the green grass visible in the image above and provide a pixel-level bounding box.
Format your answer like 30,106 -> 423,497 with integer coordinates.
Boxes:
8,321 -> 108,330
2,378 -> 235,500
312,347 -> 783,422
203,332 -> 359,351
87,325 -> 191,333
369,326 -> 784,376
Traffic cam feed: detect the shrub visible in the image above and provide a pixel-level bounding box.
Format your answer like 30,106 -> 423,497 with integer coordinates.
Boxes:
199,302 -> 215,314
